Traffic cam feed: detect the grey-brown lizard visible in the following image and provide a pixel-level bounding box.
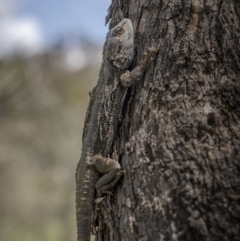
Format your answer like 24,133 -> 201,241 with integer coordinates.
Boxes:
75,18 -> 157,241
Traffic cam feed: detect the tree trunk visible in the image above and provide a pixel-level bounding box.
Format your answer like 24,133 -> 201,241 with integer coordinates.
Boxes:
91,0 -> 240,240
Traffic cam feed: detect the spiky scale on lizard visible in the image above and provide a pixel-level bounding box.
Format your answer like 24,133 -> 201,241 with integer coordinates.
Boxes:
75,18 -> 157,241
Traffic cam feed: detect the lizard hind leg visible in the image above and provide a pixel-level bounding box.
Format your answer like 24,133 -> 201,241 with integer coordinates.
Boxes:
98,169 -> 125,196
91,155 -> 124,196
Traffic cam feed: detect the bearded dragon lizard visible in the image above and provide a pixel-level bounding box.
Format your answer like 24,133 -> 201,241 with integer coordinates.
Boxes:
75,18 -> 157,241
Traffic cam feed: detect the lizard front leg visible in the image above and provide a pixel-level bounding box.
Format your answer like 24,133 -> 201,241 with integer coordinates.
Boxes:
120,48 -> 158,88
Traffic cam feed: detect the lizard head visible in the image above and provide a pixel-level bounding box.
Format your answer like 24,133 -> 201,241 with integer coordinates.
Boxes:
106,18 -> 134,70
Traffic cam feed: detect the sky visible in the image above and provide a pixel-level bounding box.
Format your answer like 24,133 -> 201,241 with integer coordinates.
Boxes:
0,0 -> 111,57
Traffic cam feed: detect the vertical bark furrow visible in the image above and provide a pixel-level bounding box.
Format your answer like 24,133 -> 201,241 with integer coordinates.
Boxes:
97,0 -> 240,240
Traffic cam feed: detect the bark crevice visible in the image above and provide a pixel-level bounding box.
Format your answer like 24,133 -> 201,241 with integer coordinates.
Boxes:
92,0 -> 240,240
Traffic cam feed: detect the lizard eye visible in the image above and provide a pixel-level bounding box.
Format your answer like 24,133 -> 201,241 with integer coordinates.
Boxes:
116,27 -> 124,34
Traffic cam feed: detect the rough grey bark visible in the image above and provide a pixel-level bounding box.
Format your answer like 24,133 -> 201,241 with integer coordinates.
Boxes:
85,0 -> 240,240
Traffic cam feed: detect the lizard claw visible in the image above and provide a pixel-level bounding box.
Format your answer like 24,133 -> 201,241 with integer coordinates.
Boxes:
95,196 -> 106,204
120,70 -> 133,88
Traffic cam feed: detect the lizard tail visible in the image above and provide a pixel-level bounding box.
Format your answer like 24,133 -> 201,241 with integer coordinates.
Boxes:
76,199 -> 92,241
76,165 -> 97,241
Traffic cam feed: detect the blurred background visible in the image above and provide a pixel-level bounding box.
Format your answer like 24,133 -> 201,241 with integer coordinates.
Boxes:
0,0 -> 110,240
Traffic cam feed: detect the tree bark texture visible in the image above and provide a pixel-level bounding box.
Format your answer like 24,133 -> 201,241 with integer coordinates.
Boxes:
92,0 -> 240,240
